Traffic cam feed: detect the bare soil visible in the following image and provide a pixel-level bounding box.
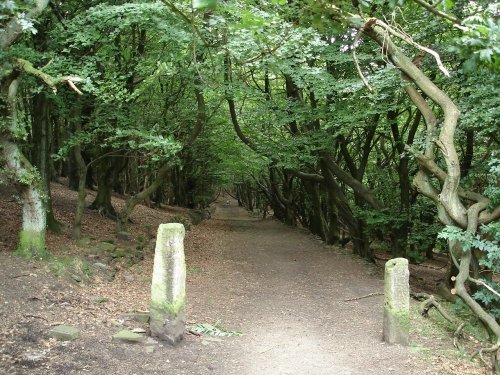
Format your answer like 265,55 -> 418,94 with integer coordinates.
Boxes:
0,183 -> 489,374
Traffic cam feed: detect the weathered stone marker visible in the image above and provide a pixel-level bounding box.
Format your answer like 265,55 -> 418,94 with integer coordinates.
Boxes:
150,223 -> 186,345
383,258 -> 410,345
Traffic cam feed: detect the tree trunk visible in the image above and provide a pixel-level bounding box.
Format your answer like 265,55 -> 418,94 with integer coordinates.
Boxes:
388,110 -> 411,257
320,160 -> 371,260
303,180 -> 327,240
89,156 -> 122,219
0,78 -> 47,257
67,150 -> 80,191
117,164 -> 171,230
90,169 -> 116,217
364,19 -> 500,344
31,91 -> 63,233
71,116 -> 88,239
1,140 -> 48,257
325,196 -> 340,245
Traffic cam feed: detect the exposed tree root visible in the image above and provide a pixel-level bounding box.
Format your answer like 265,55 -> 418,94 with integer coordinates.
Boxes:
413,292 -> 452,320
472,343 -> 499,373
412,293 -> 498,369
454,323 -> 466,351
411,292 -> 466,350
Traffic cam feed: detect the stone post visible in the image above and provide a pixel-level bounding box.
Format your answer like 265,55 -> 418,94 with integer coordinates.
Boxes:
150,223 -> 186,345
383,258 -> 409,345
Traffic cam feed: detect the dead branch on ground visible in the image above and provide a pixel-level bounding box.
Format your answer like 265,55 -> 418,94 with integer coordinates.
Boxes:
344,292 -> 383,302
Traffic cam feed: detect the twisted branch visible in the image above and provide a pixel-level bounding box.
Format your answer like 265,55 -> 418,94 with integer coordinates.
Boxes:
15,59 -> 83,95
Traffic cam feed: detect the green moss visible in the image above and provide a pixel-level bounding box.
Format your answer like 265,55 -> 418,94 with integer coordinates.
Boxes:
46,255 -> 92,280
47,257 -> 65,276
151,294 -> 185,318
391,309 -> 410,330
385,306 -> 410,331
15,230 -> 47,258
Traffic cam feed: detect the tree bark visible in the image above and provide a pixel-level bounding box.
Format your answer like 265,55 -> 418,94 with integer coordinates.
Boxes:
363,18 -> 500,343
302,180 -> 327,240
0,0 -> 79,256
0,79 -> 47,257
71,114 -> 88,239
31,92 -> 63,233
89,156 -> 120,219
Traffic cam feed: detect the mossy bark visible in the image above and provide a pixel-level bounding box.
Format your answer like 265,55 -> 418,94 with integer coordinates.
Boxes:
15,229 -> 47,258
1,79 -> 48,258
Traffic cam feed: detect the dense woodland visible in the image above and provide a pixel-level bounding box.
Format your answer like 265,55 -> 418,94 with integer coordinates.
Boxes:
0,0 -> 499,367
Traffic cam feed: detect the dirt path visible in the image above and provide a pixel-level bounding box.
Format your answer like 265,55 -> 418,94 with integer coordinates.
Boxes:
184,199 -> 422,375
1,198 -> 439,375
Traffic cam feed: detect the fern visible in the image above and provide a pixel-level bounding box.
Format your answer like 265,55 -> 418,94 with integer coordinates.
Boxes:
190,323 -> 242,337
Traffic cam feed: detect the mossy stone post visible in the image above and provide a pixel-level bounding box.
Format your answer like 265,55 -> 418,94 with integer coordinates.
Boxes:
150,223 -> 186,345
383,258 -> 410,345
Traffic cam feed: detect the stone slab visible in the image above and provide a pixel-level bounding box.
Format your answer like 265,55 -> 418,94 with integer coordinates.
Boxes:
48,325 -> 80,341
112,330 -> 145,343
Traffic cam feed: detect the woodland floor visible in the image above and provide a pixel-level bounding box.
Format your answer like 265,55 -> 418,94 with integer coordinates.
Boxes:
0,182 -> 490,374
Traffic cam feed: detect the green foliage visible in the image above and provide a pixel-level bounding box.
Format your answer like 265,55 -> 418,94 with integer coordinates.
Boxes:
193,0 -> 217,10
450,3 -> 500,72
107,129 -> 182,162
472,279 -> 500,319
408,198 -> 441,259
168,214 -> 191,231
476,222 -> 500,270
484,158 -> 500,208
0,1 -> 38,35
53,131 -> 95,161
190,322 -> 242,337
438,224 -> 500,318
356,207 -> 404,228
456,71 -> 499,137
438,225 -> 499,267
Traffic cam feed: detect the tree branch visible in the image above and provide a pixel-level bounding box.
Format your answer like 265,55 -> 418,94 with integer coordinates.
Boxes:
372,19 -> 450,77
15,59 -> 83,95
411,0 -> 460,24
0,0 -> 50,49
352,29 -> 373,91
286,169 -> 324,183
469,277 -> 500,299
364,20 -> 466,225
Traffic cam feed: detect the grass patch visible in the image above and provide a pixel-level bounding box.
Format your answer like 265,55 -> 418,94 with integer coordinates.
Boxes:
46,254 -> 92,281
409,299 -> 493,372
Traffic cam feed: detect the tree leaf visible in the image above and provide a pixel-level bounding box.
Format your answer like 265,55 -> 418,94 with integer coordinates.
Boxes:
193,0 -> 217,10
